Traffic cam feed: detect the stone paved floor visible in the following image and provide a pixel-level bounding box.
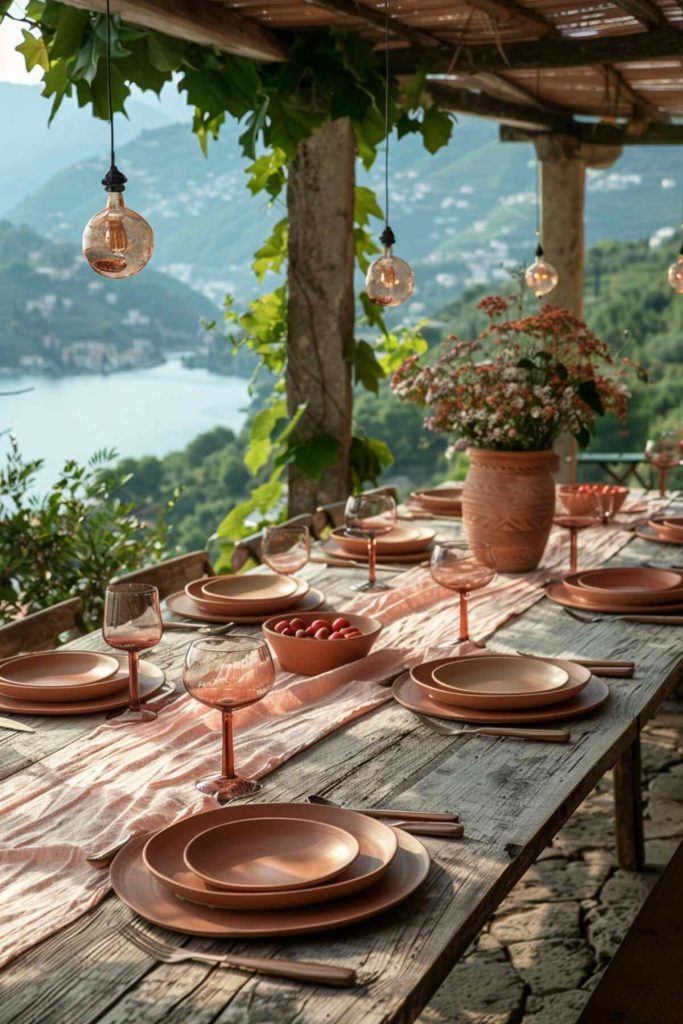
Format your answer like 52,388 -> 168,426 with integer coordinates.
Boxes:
419,692 -> 683,1024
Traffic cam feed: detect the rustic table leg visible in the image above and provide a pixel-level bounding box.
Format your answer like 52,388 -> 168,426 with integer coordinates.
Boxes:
613,732 -> 645,871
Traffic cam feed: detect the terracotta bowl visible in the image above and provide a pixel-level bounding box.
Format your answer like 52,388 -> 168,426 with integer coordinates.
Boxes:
572,566 -> 683,607
331,525 -> 435,556
185,576 -> 309,615
262,612 -> 382,676
650,517 -> 683,543
411,487 -> 463,513
558,484 -> 628,516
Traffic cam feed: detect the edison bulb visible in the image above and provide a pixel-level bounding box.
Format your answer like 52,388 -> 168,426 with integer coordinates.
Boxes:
525,254 -> 559,298
83,192 -> 153,279
366,246 -> 414,307
667,253 -> 683,293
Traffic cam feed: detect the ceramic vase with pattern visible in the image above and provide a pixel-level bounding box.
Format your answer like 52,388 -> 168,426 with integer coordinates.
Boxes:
462,448 -> 559,572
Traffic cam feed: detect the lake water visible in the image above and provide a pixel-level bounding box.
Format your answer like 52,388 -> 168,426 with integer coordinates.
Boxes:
0,358 -> 250,492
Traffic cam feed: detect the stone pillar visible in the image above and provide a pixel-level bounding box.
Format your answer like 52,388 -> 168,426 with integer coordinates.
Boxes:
535,136 -> 621,481
286,117 -> 355,515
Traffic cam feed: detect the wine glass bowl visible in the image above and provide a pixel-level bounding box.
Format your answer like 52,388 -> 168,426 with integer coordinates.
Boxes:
645,435 -> 681,496
553,491 -> 601,573
103,582 -> 163,722
183,636 -> 276,803
344,492 -> 397,592
261,525 -> 311,576
430,541 -> 496,645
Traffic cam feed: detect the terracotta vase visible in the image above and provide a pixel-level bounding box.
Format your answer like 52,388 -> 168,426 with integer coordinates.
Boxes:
462,448 -> 559,573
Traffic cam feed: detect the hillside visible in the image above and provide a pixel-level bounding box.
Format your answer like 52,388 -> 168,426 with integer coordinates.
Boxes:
0,220 -> 215,374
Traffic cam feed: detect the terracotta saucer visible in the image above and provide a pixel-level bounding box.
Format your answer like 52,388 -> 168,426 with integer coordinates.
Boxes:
394,672 -> 608,724
575,566 -> 681,597
323,541 -> 431,565
331,525 -> 435,556
114,826 -> 428,938
143,803 -> 398,911
432,656 -> 568,698
410,488 -> 463,514
185,576 -> 309,615
546,580 -> 683,615
201,573 -> 297,601
649,518 -> 683,543
413,656 -> 591,711
635,525 -> 683,547
0,658 -> 165,716
0,650 -> 122,702
165,587 -> 325,624
184,817 -> 360,892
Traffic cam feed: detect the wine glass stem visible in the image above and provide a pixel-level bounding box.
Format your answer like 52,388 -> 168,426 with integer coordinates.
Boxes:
660,467 -> 667,497
569,528 -> 578,573
367,534 -> 377,587
458,591 -> 470,643
221,708 -> 236,780
128,650 -> 140,712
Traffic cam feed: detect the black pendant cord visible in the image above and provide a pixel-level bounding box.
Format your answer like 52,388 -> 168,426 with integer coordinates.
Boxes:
679,187 -> 683,256
102,0 -> 126,192
534,159 -> 543,258
380,0 -> 395,250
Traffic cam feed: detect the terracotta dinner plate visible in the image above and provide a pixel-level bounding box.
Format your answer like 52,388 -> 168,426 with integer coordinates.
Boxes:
185,576 -> 309,615
184,817 -> 360,892
323,541 -> 431,565
413,656 -> 591,711
114,826 -> 428,939
165,587 -> 325,624
0,650 -> 122,702
0,658 -> 165,716
331,525 -> 435,556
635,524 -> 683,547
142,803 -> 399,911
546,580 -> 683,615
649,518 -> 683,543
410,488 -> 463,513
432,655 -> 568,698
573,567 -> 682,607
394,671 -> 608,724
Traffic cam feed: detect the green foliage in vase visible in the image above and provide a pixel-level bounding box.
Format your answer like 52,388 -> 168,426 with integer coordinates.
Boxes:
0,436 -> 169,626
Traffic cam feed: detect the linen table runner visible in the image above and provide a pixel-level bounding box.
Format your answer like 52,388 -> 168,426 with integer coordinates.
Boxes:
0,499 -> 667,967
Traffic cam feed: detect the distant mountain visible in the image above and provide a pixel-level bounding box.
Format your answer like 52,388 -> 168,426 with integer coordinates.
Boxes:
0,220 -> 215,374
5,81 -> 682,317
0,82 -> 176,216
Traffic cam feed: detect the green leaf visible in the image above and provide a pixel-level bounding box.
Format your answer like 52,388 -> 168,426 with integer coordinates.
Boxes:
238,92 -> 269,160
349,435 -> 394,490
244,400 -> 288,475
265,94 -> 322,162
147,33 -> 185,72
252,216 -> 287,282
289,435 -> 341,481
16,29 -> 50,73
49,8 -> 88,59
419,104 -> 453,154
354,185 -> 383,228
555,362 -> 568,381
517,357 -> 537,371
577,379 -> 605,416
347,338 -> 385,394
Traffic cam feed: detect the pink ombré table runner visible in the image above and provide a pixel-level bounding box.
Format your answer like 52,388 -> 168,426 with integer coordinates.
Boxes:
0,500 -> 666,967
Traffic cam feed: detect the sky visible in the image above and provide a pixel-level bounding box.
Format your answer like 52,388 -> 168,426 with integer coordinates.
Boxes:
0,11 -> 40,84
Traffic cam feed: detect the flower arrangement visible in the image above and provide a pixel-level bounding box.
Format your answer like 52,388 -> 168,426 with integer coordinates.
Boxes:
391,296 -> 646,453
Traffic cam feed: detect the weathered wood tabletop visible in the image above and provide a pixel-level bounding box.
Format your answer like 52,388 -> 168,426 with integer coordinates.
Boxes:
1,500 -> 682,1024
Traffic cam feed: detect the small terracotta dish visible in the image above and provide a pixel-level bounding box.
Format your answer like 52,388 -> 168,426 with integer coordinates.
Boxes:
331,525 -> 435,556
636,524 -> 683,547
201,573 -> 296,601
185,576 -> 309,615
573,567 -> 683,607
410,487 -> 463,513
546,580 -> 683,614
183,817 -> 360,893
0,650 -> 121,703
262,611 -> 382,676
649,517 -> 683,543
431,656 -> 568,701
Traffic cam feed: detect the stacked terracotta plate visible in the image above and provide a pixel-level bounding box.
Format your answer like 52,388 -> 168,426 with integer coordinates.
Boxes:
409,486 -> 463,517
166,572 -> 325,624
393,654 -> 609,724
0,650 -> 165,716
546,566 -> 683,615
110,802 -> 430,938
637,516 -> 683,546
325,525 -> 436,565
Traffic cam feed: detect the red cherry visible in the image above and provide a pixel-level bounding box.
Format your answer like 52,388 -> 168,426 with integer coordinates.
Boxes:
344,629 -> 363,638
272,620 -> 290,634
329,631 -> 344,640
310,619 -> 330,632
304,625 -> 318,637
281,627 -> 295,637
289,618 -> 306,631
314,627 -> 331,640
294,629 -> 307,638
332,617 -> 350,631
340,626 -> 361,636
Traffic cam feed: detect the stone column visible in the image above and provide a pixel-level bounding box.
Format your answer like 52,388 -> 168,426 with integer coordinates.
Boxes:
535,135 -> 621,481
286,117 -> 355,515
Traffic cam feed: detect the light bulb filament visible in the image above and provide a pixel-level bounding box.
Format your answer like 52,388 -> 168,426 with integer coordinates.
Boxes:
379,264 -> 398,288
105,216 -> 128,254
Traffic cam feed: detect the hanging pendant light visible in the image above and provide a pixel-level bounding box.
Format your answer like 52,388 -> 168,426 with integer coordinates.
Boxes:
667,191 -> 683,293
525,156 -> 558,299
82,0 -> 153,278
365,0 -> 414,308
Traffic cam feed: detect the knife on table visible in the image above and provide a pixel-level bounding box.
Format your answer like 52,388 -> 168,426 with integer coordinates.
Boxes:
0,716 -> 35,733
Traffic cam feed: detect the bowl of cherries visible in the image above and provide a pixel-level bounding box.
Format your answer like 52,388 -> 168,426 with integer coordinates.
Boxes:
262,612 -> 382,676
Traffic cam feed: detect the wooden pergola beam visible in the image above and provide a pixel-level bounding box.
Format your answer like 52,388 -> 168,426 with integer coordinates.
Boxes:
500,122 -> 683,144
299,0 -> 442,47
604,62 -> 670,123
393,27 -> 683,73
56,0 -> 287,61
428,82 -> 574,131
608,0 -> 668,29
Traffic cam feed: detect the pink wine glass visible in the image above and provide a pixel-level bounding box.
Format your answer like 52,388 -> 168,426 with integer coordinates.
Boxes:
261,525 -> 311,575
553,491 -> 601,573
430,541 -> 496,645
344,491 -> 397,592
183,635 -> 276,803
103,582 -> 163,723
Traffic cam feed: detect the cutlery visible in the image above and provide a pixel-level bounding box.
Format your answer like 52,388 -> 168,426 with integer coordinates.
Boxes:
563,607 -> 683,626
383,819 -> 464,837
162,620 -> 236,635
105,683 -> 178,721
307,793 -> 459,822
414,713 -> 570,743
515,651 -> 634,677
0,716 -> 35,733
121,923 -> 357,988
310,556 -> 408,573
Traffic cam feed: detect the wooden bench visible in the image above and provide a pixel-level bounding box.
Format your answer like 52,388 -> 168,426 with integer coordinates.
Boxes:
578,838 -> 683,1023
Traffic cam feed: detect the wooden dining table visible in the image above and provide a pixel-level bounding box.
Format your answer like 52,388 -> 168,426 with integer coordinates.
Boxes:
1,496 -> 682,1024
